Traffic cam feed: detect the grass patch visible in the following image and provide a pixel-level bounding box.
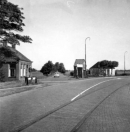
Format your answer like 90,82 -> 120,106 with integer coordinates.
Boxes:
0,83 -> 50,97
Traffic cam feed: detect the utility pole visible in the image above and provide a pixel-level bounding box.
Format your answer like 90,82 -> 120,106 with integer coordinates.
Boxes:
85,37 -> 90,78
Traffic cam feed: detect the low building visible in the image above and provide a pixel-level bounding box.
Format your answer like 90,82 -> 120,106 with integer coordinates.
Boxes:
89,62 -> 111,76
115,70 -> 130,76
0,45 -> 32,81
74,59 -> 86,78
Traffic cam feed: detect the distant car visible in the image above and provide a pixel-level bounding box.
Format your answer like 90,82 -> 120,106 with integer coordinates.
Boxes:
54,72 -> 60,78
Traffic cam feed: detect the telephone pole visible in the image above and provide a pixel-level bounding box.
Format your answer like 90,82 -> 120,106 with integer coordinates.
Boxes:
85,37 -> 90,78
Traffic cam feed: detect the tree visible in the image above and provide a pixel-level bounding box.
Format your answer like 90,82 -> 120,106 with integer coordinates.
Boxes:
108,61 -> 118,75
0,46 -> 18,62
58,63 -> 66,73
40,61 -> 54,76
99,60 -> 119,76
54,62 -> 60,72
0,0 -> 32,46
31,68 -> 37,72
100,60 -> 109,69
70,70 -> 74,76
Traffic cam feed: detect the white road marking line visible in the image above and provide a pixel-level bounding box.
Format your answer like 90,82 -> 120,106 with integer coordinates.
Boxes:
71,78 -> 120,101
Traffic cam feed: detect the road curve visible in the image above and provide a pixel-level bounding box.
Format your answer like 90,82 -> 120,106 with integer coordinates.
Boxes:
0,77 -> 127,132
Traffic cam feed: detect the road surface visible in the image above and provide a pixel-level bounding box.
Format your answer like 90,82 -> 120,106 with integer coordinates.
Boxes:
0,77 -> 130,132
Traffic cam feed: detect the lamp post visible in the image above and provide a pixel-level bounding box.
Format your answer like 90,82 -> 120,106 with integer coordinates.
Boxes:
85,37 -> 90,78
124,51 -> 127,74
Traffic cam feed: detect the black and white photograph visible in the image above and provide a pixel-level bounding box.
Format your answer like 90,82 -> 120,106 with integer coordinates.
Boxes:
0,0 -> 130,131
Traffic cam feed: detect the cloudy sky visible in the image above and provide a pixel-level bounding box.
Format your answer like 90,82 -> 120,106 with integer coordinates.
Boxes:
9,0 -> 130,70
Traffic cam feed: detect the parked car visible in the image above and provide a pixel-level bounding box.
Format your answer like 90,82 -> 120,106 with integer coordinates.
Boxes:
54,72 -> 60,78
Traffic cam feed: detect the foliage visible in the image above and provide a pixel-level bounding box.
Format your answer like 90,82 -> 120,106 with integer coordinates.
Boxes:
31,68 -> 37,72
111,61 -> 118,68
99,60 -> 118,69
58,63 -> 66,73
0,0 -> 32,46
40,61 -> 54,76
70,71 -> 74,76
40,61 -> 66,75
0,69 -> 5,81
0,46 -> 18,62
53,62 -> 60,72
100,60 -> 109,68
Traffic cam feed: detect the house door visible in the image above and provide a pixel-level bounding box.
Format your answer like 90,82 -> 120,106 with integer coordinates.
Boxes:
78,68 -> 82,78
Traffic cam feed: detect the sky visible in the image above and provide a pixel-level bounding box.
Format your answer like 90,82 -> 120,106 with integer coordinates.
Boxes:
9,0 -> 130,70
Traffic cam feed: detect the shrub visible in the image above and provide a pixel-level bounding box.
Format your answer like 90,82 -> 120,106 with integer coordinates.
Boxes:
0,69 -> 5,82
70,71 -> 74,76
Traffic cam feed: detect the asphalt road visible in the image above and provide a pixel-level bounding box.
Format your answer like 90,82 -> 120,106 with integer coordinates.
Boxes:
0,77 -> 130,132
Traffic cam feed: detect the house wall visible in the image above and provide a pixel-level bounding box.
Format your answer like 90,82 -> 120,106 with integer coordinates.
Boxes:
0,61 -> 32,82
16,62 -> 20,80
90,68 -> 112,76
19,61 -> 32,80
4,64 -> 9,81
115,70 -> 130,76
0,63 -> 8,81
90,68 -> 100,76
0,63 -> 17,81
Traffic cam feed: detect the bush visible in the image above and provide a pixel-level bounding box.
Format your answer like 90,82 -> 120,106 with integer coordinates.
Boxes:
0,69 -> 5,82
70,71 -> 74,76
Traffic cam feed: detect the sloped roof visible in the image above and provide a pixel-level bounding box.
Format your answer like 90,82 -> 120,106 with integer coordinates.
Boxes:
74,59 -> 85,66
0,46 -> 32,63
89,62 -> 100,69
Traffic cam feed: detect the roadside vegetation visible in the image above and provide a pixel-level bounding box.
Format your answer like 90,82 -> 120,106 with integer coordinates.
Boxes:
0,0 -> 32,82
0,0 -> 32,46
40,61 -> 66,76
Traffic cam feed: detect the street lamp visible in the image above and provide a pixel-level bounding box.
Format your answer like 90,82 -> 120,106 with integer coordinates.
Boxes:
85,37 -> 90,78
124,51 -> 127,74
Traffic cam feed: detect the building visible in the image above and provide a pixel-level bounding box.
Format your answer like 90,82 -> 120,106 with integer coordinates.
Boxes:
89,62 -> 104,76
0,45 -> 32,81
74,59 -> 86,78
89,61 -> 112,76
115,70 -> 130,76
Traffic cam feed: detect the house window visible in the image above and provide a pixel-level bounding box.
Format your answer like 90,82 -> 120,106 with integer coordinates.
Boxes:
21,64 -> 23,77
8,64 -> 10,77
23,65 -> 26,76
9,64 -> 16,77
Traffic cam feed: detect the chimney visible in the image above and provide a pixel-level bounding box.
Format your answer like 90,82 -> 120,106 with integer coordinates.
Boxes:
12,44 -> 16,49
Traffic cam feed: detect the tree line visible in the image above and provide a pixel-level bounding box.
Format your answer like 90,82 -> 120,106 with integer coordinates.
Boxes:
40,61 -> 66,76
96,60 -> 118,69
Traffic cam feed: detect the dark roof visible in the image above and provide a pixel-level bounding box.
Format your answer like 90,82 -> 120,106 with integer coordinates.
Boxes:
89,62 -> 100,69
74,59 -> 85,66
0,46 -> 32,63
